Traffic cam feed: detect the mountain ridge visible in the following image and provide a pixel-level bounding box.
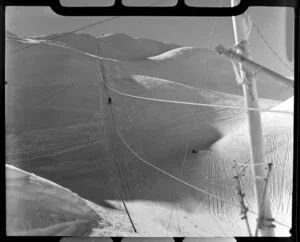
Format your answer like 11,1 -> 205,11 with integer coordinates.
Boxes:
12,31 -> 181,61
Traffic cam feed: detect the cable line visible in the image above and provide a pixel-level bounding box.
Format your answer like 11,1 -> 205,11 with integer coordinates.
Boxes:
97,59 -> 290,228
167,1 -> 226,235
114,124 -> 230,204
97,55 -> 137,233
99,60 -> 292,232
209,0 -> 224,49
102,81 -> 293,115
245,12 -> 294,74
112,120 -> 291,228
9,17 -> 118,54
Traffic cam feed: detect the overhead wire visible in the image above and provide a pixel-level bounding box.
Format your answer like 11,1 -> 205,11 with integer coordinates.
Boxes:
166,0 -> 226,236
97,55 -> 137,233
102,81 -> 293,115
245,12 -> 294,74
165,94 -> 197,237
209,0 -> 224,49
96,50 -> 292,232
112,119 -> 290,228
114,122 -> 232,204
97,67 -> 122,212
8,17 -> 118,54
104,80 -> 245,227
95,12 -> 290,231
108,69 -> 241,237
203,0 -> 229,236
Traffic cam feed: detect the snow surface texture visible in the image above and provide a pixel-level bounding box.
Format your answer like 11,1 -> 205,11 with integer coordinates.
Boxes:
6,31 -> 293,237
6,164 -> 101,236
6,164 -> 238,238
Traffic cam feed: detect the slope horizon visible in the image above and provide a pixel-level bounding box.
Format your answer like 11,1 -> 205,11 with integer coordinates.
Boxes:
6,30 -> 183,48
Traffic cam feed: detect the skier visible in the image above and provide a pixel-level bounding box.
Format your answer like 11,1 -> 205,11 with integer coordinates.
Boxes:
107,97 -> 112,105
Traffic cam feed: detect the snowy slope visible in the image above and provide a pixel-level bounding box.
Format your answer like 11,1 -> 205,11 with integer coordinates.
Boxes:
6,164 -> 101,236
5,31 -> 293,236
206,97 -> 293,235
6,163 -> 239,237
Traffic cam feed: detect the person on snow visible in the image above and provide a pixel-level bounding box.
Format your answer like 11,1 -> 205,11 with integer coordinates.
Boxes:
108,97 -> 112,105
192,148 -> 197,154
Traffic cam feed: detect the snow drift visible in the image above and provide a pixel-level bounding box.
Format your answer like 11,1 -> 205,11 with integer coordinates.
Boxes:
6,164 -> 101,236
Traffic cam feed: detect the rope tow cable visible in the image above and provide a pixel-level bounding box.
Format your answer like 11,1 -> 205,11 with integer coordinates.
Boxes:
97,53 -> 137,233
166,0 -> 228,236
102,81 -> 293,115
112,121 -> 290,229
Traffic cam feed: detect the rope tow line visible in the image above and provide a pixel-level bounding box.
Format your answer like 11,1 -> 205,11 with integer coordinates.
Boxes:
97,55 -> 137,233
99,62 -> 291,230
113,123 -> 290,229
114,125 -> 233,204
97,51 -> 291,230
102,81 -> 293,115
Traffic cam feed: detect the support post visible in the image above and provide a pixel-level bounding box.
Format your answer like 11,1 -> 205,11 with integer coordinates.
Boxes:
215,44 -> 294,88
231,0 -> 275,236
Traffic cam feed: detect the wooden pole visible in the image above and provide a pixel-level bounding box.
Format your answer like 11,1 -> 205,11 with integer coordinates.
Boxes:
231,0 -> 275,236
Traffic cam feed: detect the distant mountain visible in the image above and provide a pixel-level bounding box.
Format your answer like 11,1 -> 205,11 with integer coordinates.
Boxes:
5,30 -> 22,41
6,30 -> 18,37
28,32 -> 181,61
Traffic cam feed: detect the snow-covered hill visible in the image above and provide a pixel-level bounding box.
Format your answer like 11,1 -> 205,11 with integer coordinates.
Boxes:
5,31 -> 293,236
6,164 -> 101,236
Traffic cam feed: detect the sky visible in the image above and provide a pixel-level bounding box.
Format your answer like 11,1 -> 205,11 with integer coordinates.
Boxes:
5,1 -> 294,77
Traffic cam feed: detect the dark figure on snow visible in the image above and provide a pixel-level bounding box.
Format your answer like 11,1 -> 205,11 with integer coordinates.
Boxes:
192,148 -> 197,154
108,97 -> 112,105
